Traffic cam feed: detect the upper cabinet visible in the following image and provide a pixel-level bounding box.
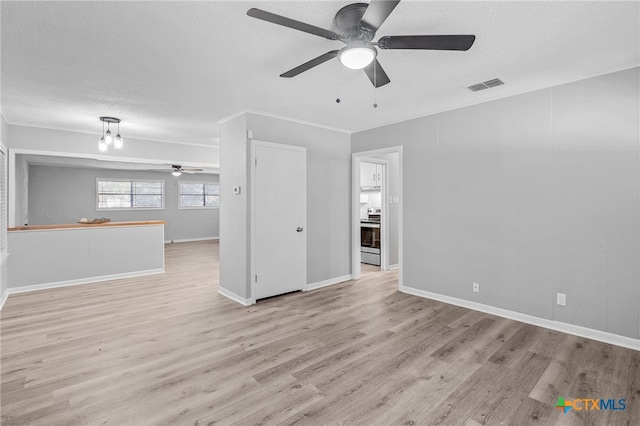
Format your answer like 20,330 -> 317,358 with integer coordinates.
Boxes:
361,162 -> 382,189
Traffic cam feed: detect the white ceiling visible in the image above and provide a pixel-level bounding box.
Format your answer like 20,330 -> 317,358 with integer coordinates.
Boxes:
2,1 -> 639,147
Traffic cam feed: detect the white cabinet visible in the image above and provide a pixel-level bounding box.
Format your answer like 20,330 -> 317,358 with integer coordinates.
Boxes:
361,162 -> 382,188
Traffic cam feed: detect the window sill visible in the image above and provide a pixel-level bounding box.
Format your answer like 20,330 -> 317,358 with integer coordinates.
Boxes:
178,206 -> 220,210
96,207 -> 165,212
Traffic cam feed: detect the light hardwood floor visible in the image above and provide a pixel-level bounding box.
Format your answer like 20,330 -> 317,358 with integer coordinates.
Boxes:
1,240 -> 638,425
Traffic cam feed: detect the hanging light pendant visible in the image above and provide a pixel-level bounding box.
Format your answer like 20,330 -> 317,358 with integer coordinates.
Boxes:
98,117 -> 123,152
113,121 -> 124,150
98,120 -> 108,152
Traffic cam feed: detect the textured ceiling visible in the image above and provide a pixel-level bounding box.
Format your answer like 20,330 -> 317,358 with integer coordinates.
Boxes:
2,1 -> 639,147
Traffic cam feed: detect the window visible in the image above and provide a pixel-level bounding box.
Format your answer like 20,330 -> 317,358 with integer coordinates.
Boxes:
97,179 -> 164,210
179,182 -> 219,208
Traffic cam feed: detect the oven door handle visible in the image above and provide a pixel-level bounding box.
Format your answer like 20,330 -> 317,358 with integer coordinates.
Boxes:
360,223 -> 380,228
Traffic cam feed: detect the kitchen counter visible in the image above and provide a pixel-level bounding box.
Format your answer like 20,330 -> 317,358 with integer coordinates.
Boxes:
8,220 -> 165,232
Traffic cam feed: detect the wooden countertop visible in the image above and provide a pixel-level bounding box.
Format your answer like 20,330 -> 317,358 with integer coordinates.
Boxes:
8,220 -> 166,232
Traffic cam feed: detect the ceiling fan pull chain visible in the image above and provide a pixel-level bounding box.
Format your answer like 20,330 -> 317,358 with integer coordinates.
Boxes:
336,59 -> 341,104
373,64 -> 378,108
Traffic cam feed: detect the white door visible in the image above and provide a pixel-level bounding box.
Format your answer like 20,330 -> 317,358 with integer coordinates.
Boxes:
253,142 -> 306,300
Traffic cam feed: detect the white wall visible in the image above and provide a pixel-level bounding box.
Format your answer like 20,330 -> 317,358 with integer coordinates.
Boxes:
6,124 -> 219,166
352,67 -> 640,340
219,112 -> 351,301
27,165 -> 219,241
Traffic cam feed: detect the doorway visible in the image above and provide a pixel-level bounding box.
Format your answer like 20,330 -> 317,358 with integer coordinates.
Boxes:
251,140 -> 307,301
352,146 -> 403,289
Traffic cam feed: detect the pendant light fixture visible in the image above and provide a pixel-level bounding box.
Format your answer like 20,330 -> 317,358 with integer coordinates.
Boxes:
98,117 -> 124,152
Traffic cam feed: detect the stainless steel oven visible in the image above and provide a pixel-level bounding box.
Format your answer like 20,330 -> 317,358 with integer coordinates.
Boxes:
361,208 -> 381,265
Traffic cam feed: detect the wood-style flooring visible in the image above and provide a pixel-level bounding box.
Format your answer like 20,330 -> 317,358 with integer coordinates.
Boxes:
1,240 -> 638,425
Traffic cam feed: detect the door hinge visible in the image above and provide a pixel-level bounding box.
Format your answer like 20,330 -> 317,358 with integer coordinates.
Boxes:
255,158 -> 257,167
255,274 -> 258,282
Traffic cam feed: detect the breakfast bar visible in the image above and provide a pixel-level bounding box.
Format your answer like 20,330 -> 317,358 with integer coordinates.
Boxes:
7,221 -> 165,292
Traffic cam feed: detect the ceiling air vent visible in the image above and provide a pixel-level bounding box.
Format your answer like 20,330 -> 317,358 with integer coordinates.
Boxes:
467,78 -> 505,92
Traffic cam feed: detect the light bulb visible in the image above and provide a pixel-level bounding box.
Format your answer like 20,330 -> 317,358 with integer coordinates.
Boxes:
98,136 -> 108,153
105,129 -> 113,145
114,134 -> 124,150
171,171 -> 182,177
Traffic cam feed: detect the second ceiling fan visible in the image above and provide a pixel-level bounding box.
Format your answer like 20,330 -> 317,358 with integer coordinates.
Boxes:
247,0 -> 476,88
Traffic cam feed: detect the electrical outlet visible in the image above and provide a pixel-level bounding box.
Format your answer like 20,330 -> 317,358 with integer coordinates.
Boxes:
472,282 -> 480,293
557,292 -> 567,306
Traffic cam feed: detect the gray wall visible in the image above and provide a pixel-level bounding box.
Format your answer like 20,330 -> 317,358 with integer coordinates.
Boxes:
1,115 -> 7,140
352,67 -> 640,340
246,113 -> 352,286
14,155 -> 28,226
219,112 -> 351,300
0,115 -> 8,303
219,113 -> 249,299
28,165 -> 219,241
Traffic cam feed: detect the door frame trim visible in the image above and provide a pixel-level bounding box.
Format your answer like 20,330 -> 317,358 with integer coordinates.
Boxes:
250,139 -> 307,304
352,146 -> 403,290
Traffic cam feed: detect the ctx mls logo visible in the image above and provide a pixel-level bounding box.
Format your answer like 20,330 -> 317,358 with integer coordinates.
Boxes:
555,397 -> 626,414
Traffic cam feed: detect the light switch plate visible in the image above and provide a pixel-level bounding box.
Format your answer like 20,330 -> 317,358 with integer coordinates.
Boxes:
472,282 -> 480,292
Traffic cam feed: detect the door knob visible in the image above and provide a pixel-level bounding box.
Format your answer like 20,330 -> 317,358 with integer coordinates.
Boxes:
296,227 -> 303,232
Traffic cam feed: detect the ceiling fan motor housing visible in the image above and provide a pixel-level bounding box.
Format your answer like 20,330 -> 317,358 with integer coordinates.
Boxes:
334,3 -> 374,42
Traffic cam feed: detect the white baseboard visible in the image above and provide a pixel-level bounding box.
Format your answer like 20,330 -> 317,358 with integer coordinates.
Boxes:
3,269 -> 165,301
399,285 -> 640,351
389,264 -> 399,270
0,289 -> 8,311
218,287 -> 252,306
165,237 -> 219,244
305,274 -> 353,291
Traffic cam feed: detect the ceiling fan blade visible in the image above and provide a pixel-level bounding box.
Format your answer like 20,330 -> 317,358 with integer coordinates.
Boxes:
378,35 -> 476,51
280,50 -> 339,78
182,168 -> 204,172
363,59 -> 391,88
359,0 -> 401,33
247,8 -> 340,40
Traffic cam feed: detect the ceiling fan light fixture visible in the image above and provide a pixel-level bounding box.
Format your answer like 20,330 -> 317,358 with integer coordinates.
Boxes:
338,44 -> 376,70
171,171 -> 182,177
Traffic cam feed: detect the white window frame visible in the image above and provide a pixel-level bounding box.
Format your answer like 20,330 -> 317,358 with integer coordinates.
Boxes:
96,178 -> 165,211
178,181 -> 220,209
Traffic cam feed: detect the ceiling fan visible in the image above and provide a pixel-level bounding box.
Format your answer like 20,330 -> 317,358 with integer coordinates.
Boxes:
147,165 -> 204,176
247,0 -> 476,88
